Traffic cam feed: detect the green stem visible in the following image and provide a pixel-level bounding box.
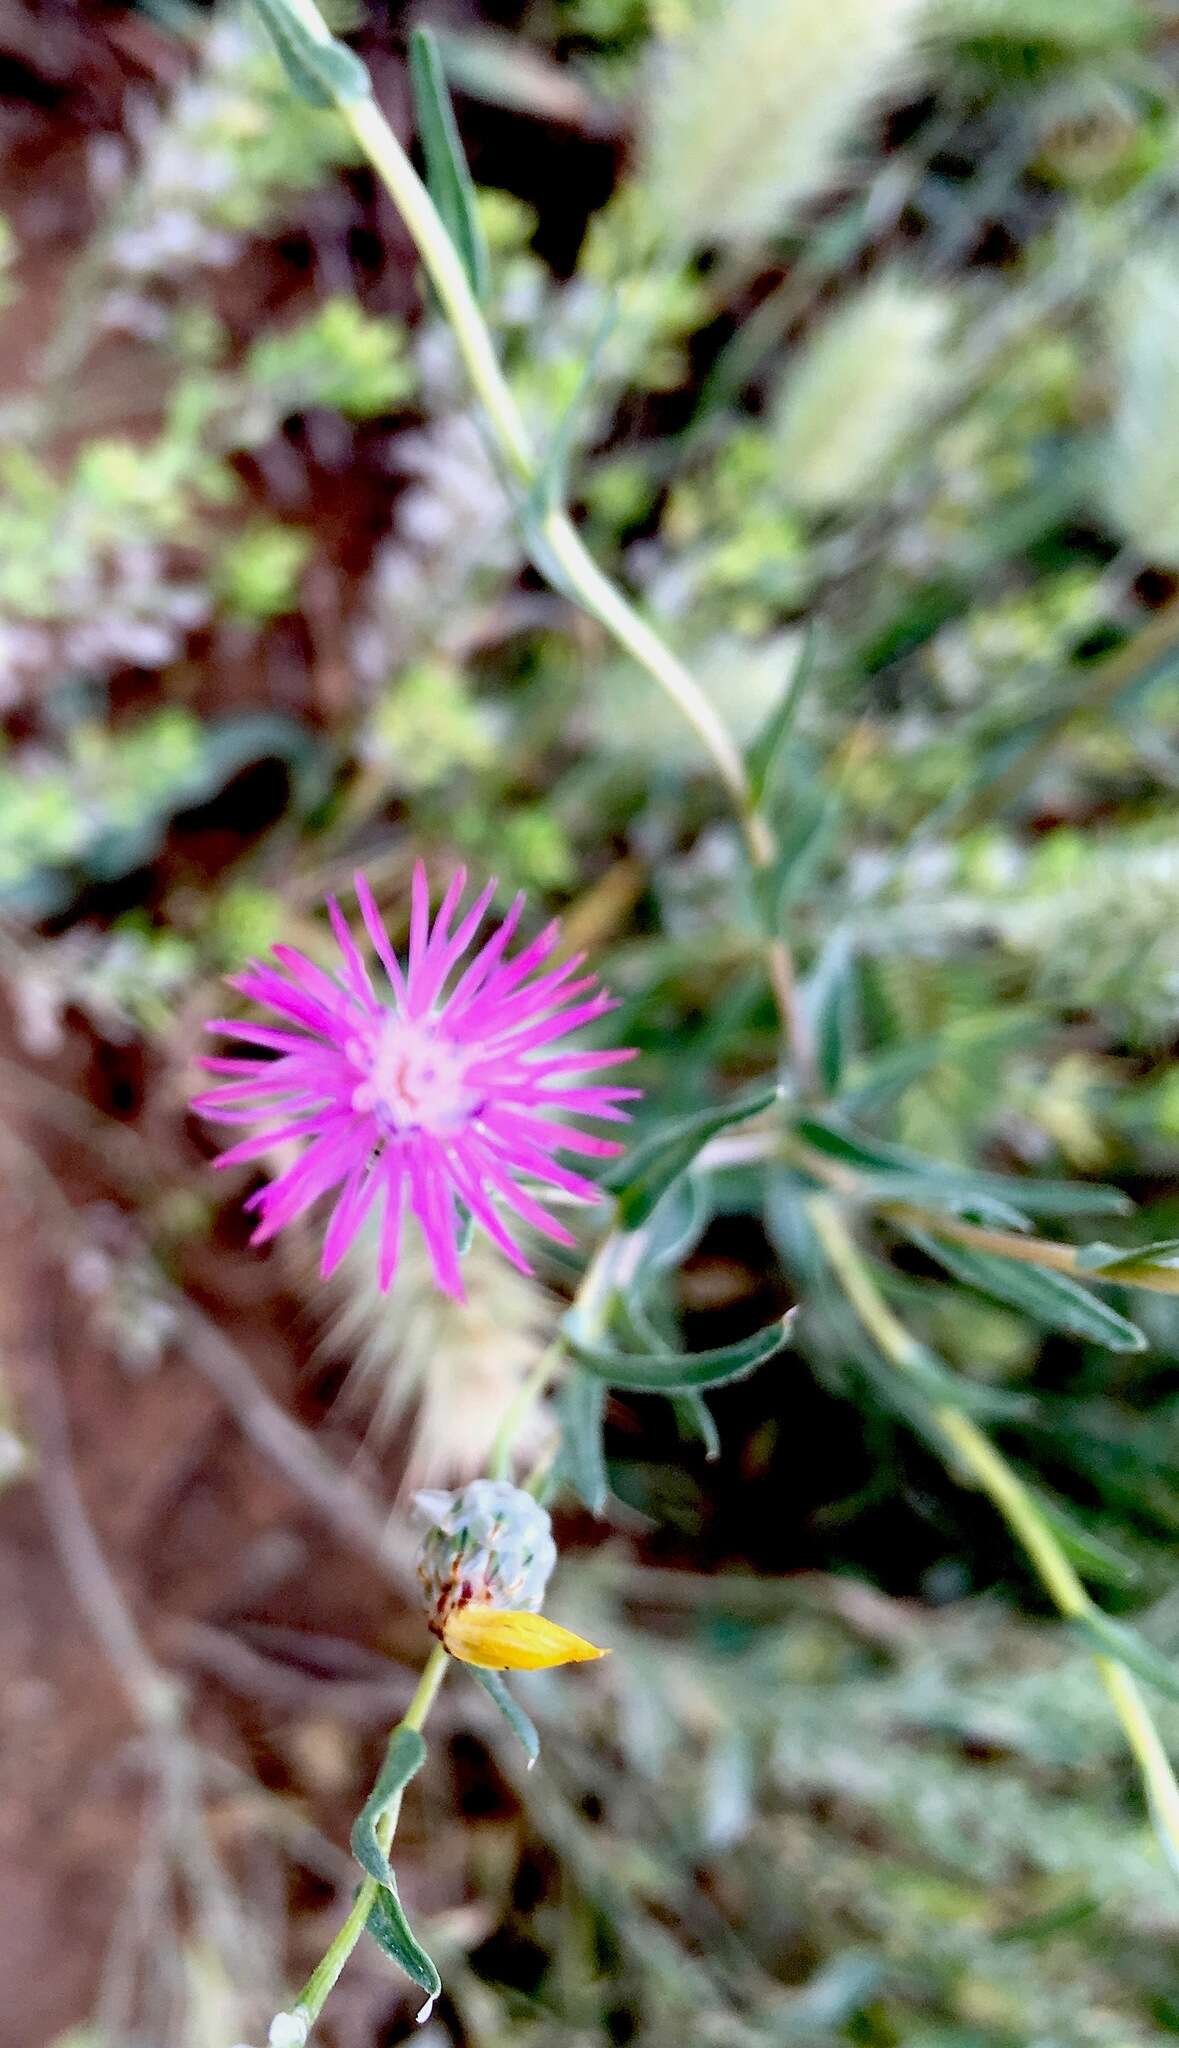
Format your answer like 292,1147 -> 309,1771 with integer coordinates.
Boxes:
292,1643 -> 449,2030
488,1221 -> 625,1481
809,1197 -> 1179,1865
784,1135 -> 1179,1298
289,1208 -> 635,2028
271,0 -> 812,1079
488,1334 -> 563,1485
884,1201 -> 1179,1297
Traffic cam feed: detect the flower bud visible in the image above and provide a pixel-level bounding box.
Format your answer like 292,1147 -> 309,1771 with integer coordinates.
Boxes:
413,1481 -> 607,1671
268,2014 -> 309,2048
414,1479 -> 557,1629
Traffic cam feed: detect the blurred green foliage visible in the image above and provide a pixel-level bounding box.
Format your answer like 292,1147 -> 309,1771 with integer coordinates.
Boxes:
13,0 -> 1179,2042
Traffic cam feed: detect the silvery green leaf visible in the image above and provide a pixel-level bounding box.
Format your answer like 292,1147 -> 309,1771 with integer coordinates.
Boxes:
522,295 -> 617,524
469,1666 -> 540,1766
1033,1494 -> 1141,1591
351,1727 -> 427,1891
1074,1238 -> 1179,1274
752,788 -> 839,934
604,1082 -> 782,1228
351,1726 -> 440,2001
909,1230 -> 1146,1353
365,1888 -> 441,2004
556,1368 -> 609,1516
252,0 -> 370,107
673,1390 -> 721,1460
1071,1610 -> 1179,1703
794,1115 -> 1133,1224
563,1309 -> 796,1393
409,27 -> 490,303
807,927 -> 859,1096
746,622 -> 820,805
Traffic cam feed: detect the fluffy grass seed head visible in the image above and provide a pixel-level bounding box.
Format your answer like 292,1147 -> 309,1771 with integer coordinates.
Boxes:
772,274 -> 955,512
1100,250 -> 1179,567
415,1480 -> 607,1670
640,0 -> 929,250
196,866 -> 638,1301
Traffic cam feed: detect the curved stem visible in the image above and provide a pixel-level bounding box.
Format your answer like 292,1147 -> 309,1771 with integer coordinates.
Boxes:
288,1205 -> 634,2030
537,512 -> 754,818
784,1135 -> 1179,1298
488,1219 -> 631,1481
271,0 -> 812,1076
809,1197 -> 1179,1866
292,1643 -> 449,2030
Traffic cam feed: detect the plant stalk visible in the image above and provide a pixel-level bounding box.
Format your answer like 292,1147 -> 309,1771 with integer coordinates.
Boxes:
784,1135 -> 1179,1297
273,0 -> 813,1079
289,1200 -> 637,2027
809,1197 -> 1179,1866
292,1642 -> 449,2029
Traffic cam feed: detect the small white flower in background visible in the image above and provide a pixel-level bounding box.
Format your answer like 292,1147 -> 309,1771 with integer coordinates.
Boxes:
267,2013 -> 309,2048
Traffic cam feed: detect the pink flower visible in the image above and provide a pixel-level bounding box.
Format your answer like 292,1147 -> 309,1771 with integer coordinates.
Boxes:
195,866 -> 638,1300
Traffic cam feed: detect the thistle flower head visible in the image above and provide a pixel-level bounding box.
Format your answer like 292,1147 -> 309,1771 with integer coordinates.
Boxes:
414,1480 -> 606,1671
195,866 -> 638,1300
415,1478 -> 557,1622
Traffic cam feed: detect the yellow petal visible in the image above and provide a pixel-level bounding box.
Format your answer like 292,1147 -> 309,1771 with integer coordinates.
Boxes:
442,1607 -> 609,1671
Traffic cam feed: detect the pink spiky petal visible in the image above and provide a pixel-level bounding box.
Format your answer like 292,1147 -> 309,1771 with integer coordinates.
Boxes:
196,865 -> 638,1300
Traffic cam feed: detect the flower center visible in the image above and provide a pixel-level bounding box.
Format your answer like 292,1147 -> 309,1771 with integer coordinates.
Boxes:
351,1014 -> 476,1134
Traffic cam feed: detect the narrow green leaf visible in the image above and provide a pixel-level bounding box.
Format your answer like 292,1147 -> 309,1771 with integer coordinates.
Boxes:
563,1310 -> 796,1393
350,1726 -> 427,1890
409,27 -> 490,304
673,1390 -> 721,1460
828,1331 -> 1031,1443
745,623 -> 820,805
352,1726 -> 439,2006
938,0 -> 1148,53
793,1118 -> 1029,1228
556,1368 -> 609,1516
1075,1238 -> 1179,1274
424,23 -> 609,126
516,517 -> 587,608
1033,1495 -> 1141,1591
644,1173 -> 712,1277
365,1887 -> 442,2007
252,0 -> 371,107
862,1328 -> 1037,1423
996,1894 -> 1101,1945
1072,1610 -> 1179,1703
752,787 -> 838,935
469,1666 -> 540,1766
603,1082 -> 782,1229
794,1115 -> 1133,1224
807,928 -> 859,1096
909,1230 -> 1147,1353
